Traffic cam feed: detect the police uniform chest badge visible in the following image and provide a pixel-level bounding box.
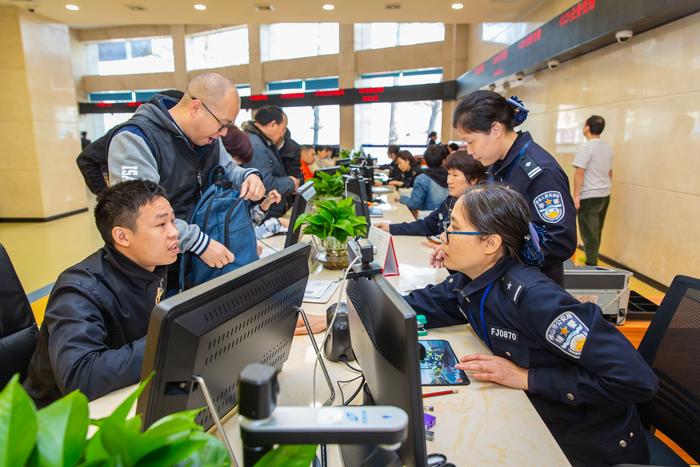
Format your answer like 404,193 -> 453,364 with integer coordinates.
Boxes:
545,311 -> 588,359
534,191 -> 565,224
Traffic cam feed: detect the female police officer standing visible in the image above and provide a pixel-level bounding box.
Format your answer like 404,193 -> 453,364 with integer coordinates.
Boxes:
407,184 -> 657,466
451,90 -> 576,285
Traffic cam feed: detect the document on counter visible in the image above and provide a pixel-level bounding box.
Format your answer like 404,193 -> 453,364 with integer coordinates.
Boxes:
304,280 -> 339,304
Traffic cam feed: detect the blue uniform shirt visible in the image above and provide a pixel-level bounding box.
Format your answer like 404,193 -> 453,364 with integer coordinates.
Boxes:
488,132 -> 577,285
390,196 -> 455,237
405,257 -> 658,466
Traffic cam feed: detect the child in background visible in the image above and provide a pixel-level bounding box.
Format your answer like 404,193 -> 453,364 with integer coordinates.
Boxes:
300,145 -> 316,181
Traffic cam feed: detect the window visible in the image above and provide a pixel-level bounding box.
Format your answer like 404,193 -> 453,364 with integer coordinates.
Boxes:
260,23 -> 338,61
88,90 -> 163,103
481,23 -> 531,45
266,77 -> 339,94
356,68 -> 443,88
354,23 -> 444,51
283,106 -> 340,145
87,37 -> 174,76
355,100 -> 442,158
186,26 -> 249,70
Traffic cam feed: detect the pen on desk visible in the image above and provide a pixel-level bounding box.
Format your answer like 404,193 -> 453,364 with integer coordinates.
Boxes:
422,389 -> 458,398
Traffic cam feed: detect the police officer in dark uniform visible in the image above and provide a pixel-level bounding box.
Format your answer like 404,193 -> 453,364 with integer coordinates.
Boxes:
451,90 -> 577,285
375,150 -> 486,238
408,184 -> 657,466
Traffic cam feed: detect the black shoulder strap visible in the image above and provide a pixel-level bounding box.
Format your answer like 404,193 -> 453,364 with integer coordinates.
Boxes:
500,272 -> 526,305
519,155 -> 543,180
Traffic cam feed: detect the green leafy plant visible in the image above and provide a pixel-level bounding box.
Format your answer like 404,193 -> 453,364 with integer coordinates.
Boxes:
293,197 -> 368,243
338,148 -> 364,163
0,374 -> 229,467
311,171 -> 345,198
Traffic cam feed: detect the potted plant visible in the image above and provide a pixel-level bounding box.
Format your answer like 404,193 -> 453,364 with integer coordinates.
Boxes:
311,170 -> 348,201
0,374 -> 317,467
293,198 -> 368,269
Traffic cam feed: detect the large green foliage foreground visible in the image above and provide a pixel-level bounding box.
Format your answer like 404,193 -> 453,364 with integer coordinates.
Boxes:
293,197 -> 368,243
0,374 -> 318,467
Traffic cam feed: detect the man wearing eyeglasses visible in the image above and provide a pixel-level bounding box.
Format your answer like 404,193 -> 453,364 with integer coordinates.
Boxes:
107,73 -> 265,280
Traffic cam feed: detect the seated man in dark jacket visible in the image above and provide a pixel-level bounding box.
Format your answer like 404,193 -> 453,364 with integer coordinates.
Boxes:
24,180 -> 179,406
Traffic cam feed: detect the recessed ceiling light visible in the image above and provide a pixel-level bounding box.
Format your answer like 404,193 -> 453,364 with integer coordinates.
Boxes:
451,2 -> 464,9
193,3 -> 206,10
322,3 -> 335,10
65,4 -> 79,11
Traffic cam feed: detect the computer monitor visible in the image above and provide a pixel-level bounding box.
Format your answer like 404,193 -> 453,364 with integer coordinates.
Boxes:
314,166 -> 342,176
350,157 -> 375,202
137,243 -> 311,429
343,274 -> 427,467
284,180 -> 316,248
344,173 -> 371,235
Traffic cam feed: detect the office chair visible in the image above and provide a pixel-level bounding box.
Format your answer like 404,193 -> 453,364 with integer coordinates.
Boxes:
0,243 -> 39,388
636,275 -> 700,466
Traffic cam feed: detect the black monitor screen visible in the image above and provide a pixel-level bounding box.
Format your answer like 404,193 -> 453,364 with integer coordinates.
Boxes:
344,174 -> 371,236
285,180 -> 316,248
137,243 -> 311,429
344,274 -> 427,467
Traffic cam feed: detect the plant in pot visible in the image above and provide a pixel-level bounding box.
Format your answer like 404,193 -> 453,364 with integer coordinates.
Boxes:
0,374 -> 318,467
292,198 -> 368,270
311,170 -> 346,202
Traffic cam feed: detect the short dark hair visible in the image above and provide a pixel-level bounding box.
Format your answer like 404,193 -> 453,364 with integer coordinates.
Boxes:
428,131 -> 438,138
448,142 -> 460,152
80,131 -> 87,137
222,126 -> 253,164
458,184 -> 530,261
300,144 -> 314,152
586,115 -> 605,135
94,180 -> 167,246
423,144 -> 449,168
254,105 -> 286,125
444,150 -> 487,184
395,150 -> 417,167
387,145 -> 401,156
453,90 -> 522,133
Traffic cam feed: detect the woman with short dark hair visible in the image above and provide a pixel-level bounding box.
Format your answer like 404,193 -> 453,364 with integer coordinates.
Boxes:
406,183 -> 658,467
387,150 -> 420,188
376,150 -> 486,237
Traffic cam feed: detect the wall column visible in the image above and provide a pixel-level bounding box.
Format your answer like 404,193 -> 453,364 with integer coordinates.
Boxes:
441,23 -> 469,143
338,23 -> 355,149
0,6 -> 86,220
247,24 -> 264,94
170,25 -> 188,90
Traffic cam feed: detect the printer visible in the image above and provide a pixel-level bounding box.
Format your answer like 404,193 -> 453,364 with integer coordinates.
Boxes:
563,261 -> 632,325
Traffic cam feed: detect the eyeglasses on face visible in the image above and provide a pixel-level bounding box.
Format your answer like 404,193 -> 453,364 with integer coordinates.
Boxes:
442,220 -> 483,244
190,95 -> 236,132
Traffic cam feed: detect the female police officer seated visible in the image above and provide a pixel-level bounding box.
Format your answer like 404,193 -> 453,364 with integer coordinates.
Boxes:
405,184 -> 658,467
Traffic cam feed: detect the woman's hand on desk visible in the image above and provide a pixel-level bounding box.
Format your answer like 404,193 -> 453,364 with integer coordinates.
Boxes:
294,315 -> 327,335
375,223 -> 390,232
456,354 -> 529,391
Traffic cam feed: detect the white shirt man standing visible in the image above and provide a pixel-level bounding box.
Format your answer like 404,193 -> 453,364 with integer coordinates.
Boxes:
573,115 -> 613,266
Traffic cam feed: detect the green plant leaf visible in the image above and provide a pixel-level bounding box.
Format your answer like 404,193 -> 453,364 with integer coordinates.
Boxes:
132,437 -> 207,467
334,219 -> 356,237
35,390 -> 89,467
176,431 -> 230,467
0,374 -> 38,467
254,444 -> 318,467
83,374 -> 153,464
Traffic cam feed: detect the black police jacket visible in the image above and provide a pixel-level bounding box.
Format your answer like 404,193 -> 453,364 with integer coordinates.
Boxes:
24,245 -> 166,407
488,132 -> 577,285
405,257 -> 658,466
389,196 -> 456,237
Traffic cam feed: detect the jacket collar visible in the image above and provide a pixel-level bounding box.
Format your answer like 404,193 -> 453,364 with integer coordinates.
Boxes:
458,256 -> 514,298
103,244 -> 167,288
242,120 -> 276,148
491,131 -> 533,176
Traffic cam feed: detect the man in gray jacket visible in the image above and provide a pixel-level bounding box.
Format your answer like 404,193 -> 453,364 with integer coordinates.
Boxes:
108,73 -> 265,272
242,106 -> 300,217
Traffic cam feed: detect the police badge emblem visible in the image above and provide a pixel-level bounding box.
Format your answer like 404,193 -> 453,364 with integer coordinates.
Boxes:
545,311 -> 589,359
534,191 -> 564,223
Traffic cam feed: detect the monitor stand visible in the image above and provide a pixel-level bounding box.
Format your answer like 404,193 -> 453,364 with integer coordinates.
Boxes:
339,382 -> 402,467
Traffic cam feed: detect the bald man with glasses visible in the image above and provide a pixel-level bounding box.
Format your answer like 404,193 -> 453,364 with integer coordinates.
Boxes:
107,73 -> 265,281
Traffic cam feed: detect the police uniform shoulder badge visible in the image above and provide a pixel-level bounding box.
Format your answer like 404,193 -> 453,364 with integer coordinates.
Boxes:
534,191 -> 565,224
545,311 -> 588,359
